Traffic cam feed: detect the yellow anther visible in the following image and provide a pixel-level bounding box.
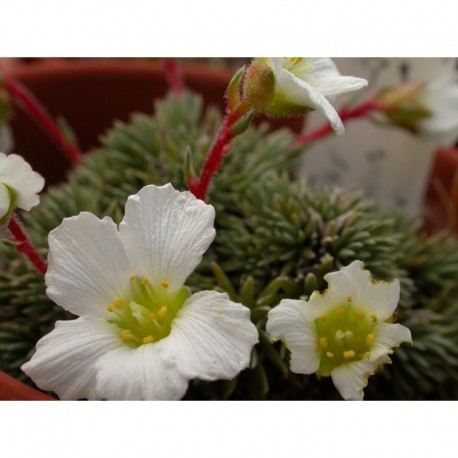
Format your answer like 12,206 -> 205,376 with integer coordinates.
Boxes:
364,352 -> 371,359
334,307 -> 345,318
140,277 -> 149,286
158,306 -> 168,318
344,330 -> 353,338
106,306 -> 114,312
319,337 -> 329,349
366,334 -> 374,345
320,314 -> 328,322
346,296 -> 353,303
370,314 -> 378,323
326,351 -> 334,358
148,313 -> 156,322
160,281 -> 169,289
129,275 -> 137,281
356,311 -> 366,320
142,335 -> 155,344
335,330 -> 345,340
343,350 -> 356,359
121,329 -> 133,341
113,298 -> 124,309
290,57 -> 303,64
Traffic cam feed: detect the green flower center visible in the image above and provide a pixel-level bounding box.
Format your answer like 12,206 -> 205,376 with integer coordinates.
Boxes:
314,299 -> 378,376
107,276 -> 190,348
282,57 -> 314,78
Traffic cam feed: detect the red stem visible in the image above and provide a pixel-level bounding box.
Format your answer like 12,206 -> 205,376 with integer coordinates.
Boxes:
6,213 -> 47,276
191,112 -> 236,201
3,77 -> 82,164
294,99 -> 380,146
164,58 -> 184,96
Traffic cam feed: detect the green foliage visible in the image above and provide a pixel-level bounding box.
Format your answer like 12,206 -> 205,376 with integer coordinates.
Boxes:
1,90 -> 458,399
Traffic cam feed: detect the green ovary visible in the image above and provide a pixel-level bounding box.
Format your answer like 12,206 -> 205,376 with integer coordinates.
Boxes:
107,276 -> 190,348
314,302 -> 377,376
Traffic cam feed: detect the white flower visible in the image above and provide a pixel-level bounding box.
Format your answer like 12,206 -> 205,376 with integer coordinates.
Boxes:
266,58 -> 367,135
266,260 -> 411,400
21,183 -> 258,400
0,152 -> 45,222
420,74 -> 458,144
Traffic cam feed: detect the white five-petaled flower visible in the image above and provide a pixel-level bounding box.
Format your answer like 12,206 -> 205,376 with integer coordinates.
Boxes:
266,260 -> 411,400
0,152 -> 45,223
260,58 -> 368,135
21,183 -> 259,400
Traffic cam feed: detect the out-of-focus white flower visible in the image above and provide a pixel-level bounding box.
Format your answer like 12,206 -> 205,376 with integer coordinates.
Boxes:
266,260 -> 411,400
0,152 -> 44,223
244,58 -> 368,135
22,183 -> 258,400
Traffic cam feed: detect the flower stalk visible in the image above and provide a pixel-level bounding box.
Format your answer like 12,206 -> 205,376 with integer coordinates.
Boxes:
294,98 -> 381,146
6,212 -> 47,276
2,77 -> 82,164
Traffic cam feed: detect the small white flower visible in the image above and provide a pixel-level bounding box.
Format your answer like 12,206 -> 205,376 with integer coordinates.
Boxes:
0,152 -> 45,222
266,58 -> 367,135
266,260 -> 411,400
21,183 -> 258,400
420,74 -> 458,144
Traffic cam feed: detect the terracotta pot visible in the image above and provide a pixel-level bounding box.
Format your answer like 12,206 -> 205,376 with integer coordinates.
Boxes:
0,370 -> 53,400
424,147 -> 458,235
8,60 -> 304,186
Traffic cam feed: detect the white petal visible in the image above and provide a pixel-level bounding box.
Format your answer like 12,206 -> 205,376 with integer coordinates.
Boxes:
331,359 -> 380,400
161,291 -> 258,381
370,322 -> 412,360
0,153 -> 44,211
266,299 -> 320,374
0,183 -> 10,220
321,260 -> 400,321
119,184 -> 215,293
288,75 -> 345,135
46,212 -> 133,318
95,343 -> 188,400
21,317 -> 122,400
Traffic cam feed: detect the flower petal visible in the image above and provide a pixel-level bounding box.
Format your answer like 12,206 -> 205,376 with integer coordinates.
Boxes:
119,184 -> 215,293
160,291 -> 258,381
266,299 -> 320,374
306,58 -> 368,98
0,153 -> 44,211
319,260 -> 400,321
94,343 -> 188,400
370,322 -> 412,360
331,358 -> 380,400
21,317 -> 122,400
46,212 -> 133,318
0,183 -> 10,220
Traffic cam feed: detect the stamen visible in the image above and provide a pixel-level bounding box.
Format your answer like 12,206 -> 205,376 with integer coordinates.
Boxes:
343,350 -> 355,359
290,57 -> 303,64
129,275 -> 137,282
148,313 -> 156,322
142,335 -> 155,344
326,351 -> 334,358
106,306 -> 114,312
140,277 -> 149,286
335,330 -> 345,340
346,296 -> 352,303
344,330 -> 353,338
319,337 -> 328,349
371,314 -> 378,323
364,352 -> 371,359
320,314 -> 328,322
334,307 -> 345,318
113,298 -> 124,309
356,311 -> 366,320
366,334 -> 374,345
121,329 -> 133,342
160,281 -> 169,289
158,306 -> 168,318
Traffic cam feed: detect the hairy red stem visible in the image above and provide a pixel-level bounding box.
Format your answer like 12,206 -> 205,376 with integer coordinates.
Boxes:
3,77 -> 82,164
7,213 -> 47,276
164,58 -> 184,96
294,99 -> 380,146
191,112 -> 236,201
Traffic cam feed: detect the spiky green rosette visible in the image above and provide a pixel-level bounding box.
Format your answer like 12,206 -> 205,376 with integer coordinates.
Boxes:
1,91 -> 457,399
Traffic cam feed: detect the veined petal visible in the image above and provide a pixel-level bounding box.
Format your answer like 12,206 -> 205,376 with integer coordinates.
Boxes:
94,343 -> 188,400
317,260 -> 400,321
331,359 -> 380,400
119,184 -> 215,293
46,212 -> 133,318
21,317 -> 122,400
160,291 -> 258,381
267,299 -> 320,374
0,153 -> 44,211
370,322 -> 412,360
